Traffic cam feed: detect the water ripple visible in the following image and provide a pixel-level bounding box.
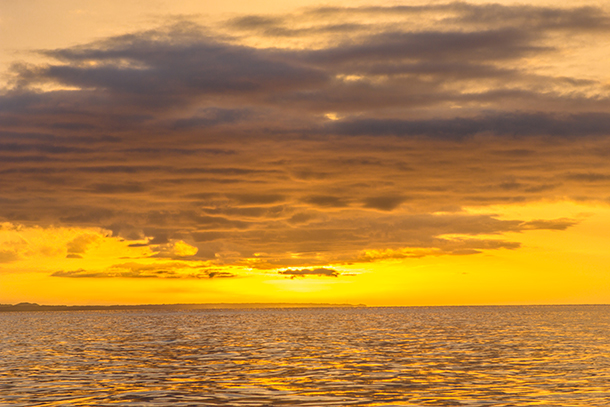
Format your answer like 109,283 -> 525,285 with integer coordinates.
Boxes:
1,306 -> 610,406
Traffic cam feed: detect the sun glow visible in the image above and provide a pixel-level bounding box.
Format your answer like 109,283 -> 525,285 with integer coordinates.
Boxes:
1,199 -> 609,306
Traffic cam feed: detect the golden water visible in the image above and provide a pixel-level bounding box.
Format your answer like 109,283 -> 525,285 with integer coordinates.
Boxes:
1,306 -> 609,406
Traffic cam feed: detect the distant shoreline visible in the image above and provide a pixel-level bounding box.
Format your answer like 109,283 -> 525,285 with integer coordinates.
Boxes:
0,302 -> 366,312
3,303 -> 608,312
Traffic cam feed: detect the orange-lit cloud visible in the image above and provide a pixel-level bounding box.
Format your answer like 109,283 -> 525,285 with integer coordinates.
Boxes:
52,262 -> 234,279
279,268 -> 340,278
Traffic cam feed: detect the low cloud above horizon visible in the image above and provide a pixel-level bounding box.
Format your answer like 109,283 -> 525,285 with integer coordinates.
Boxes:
1,1 -> 610,304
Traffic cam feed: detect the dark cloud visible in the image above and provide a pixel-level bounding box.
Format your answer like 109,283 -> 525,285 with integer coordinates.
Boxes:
308,28 -> 545,66
171,108 -> 252,129
357,237 -> 521,262
124,147 -> 236,156
520,219 -> 579,231
60,208 -> 117,224
66,234 -> 99,255
143,210 -> 250,229
229,12 -> 366,38
230,15 -> 285,30
566,172 -> 610,182
176,167 -> 278,176
0,249 -> 20,263
4,4 -> 607,131
207,271 -> 236,278
147,233 -> 169,245
22,24 -> 328,110
524,184 -> 559,193
446,3 -> 610,31
287,212 -> 317,224
363,195 -> 408,211
0,143 -> 90,154
202,205 -> 290,219
191,231 -> 227,242
51,262 -> 234,279
227,193 -> 287,205
89,182 -> 148,194
303,195 -> 350,208
325,113 -> 610,138
279,268 -> 340,278
235,4 -> 610,41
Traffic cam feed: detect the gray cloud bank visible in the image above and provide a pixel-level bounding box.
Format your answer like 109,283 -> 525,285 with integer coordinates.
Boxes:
1,2 -> 609,274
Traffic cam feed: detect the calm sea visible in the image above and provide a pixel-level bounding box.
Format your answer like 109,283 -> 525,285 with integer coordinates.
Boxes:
1,306 -> 609,406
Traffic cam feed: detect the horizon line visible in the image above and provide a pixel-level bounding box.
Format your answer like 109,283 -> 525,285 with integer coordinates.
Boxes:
3,302 -> 610,311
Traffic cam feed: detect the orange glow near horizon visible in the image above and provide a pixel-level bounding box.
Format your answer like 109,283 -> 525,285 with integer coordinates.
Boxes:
1,201 -> 609,306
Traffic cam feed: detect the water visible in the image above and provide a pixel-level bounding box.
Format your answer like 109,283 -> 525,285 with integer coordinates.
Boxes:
1,306 -> 609,406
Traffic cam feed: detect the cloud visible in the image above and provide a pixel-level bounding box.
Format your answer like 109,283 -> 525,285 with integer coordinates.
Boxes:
151,240 -> 199,258
444,3 -> 610,31
233,4 -> 610,42
0,3 -> 608,275
303,195 -> 350,208
89,182 -> 148,194
520,219 -> 579,231
358,237 -> 521,261
287,212 -> 317,224
202,205 -> 291,220
566,172 -> 610,182
51,261 -> 234,279
0,224 -> 120,267
171,108 -> 252,129
16,23 -> 327,110
66,234 -> 100,255
363,195 -> 408,211
0,249 -> 20,263
358,248 -> 430,261
307,28 -> 545,67
191,231 -> 227,242
278,268 -> 340,278
325,113 -> 610,138
4,4 -> 608,132
227,193 -> 287,205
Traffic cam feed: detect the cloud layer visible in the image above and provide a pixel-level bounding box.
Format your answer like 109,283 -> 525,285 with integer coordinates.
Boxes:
2,2 -> 609,277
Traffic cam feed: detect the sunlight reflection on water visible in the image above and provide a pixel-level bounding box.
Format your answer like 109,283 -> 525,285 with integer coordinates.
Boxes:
1,306 -> 610,406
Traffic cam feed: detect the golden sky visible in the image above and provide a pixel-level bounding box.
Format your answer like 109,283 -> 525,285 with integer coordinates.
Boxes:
2,0 -> 610,306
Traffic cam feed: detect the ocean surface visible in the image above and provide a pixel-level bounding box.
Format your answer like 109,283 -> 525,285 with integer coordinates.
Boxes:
1,305 -> 609,406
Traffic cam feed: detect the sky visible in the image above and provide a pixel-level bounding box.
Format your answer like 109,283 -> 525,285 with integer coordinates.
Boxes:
1,0 -> 610,306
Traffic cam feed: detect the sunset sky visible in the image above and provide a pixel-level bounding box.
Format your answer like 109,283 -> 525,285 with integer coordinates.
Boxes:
2,0 -> 610,306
